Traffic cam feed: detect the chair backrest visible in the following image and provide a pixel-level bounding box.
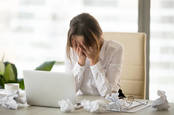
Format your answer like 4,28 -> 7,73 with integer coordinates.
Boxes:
103,32 -> 146,99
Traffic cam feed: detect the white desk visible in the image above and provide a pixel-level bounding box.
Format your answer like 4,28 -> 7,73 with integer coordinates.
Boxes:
0,96 -> 173,115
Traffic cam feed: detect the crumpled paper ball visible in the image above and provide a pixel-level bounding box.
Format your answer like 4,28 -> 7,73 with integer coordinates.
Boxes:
80,93 -> 124,113
152,90 -> 170,111
58,99 -> 75,112
81,99 -> 108,113
105,93 -> 126,111
0,95 -> 18,110
0,89 -> 28,110
105,93 -> 120,102
15,89 -> 27,104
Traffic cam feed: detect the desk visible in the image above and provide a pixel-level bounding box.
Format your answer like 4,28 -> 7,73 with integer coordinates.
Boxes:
0,96 -> 173,115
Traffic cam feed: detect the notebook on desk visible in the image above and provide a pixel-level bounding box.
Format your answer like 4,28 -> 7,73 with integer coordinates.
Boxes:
125,100 -> 151,112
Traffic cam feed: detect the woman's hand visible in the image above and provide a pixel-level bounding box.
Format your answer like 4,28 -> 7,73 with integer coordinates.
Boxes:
81,43 -> 100,66
72,40 -> 86,66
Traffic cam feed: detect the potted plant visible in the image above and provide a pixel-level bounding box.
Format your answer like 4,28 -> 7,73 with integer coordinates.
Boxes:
0,55 -> 57,90
0,56 -> 24,89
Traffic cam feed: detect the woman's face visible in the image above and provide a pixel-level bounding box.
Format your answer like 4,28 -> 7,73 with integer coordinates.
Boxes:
71,35 -> 85,48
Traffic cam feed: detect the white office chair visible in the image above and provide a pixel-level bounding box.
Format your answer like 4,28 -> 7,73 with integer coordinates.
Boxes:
103,32 -> 146,99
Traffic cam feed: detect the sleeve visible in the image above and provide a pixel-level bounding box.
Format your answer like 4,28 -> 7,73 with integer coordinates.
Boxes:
72,62 -> 86,91
65,52 -> 86,92
90,45 -> 123,97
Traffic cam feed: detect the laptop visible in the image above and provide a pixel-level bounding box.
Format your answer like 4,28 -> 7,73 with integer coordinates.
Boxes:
23,70 -> 76,107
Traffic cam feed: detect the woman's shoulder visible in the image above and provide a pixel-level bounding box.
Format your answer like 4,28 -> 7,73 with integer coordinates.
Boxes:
105,40 -> 124,53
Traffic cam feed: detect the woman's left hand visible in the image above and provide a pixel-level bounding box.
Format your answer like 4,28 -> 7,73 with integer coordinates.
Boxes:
80,43 -> 100,66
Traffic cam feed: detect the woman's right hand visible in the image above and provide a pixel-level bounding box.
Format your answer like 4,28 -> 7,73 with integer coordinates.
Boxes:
72,40 -> 86,66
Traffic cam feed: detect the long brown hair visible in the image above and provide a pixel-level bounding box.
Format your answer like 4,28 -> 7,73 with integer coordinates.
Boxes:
66,13 -> 103,61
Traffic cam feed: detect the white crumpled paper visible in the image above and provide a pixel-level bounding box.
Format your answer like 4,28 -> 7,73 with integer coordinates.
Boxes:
0,94 -> 18,109
80,93 -> 127,112
0,89 -> 28,110
81,99 -> 108,113
58,92 -> 126,113
58,99 -> 75,112
152,90 -> 170,111
105,93 -> 128,111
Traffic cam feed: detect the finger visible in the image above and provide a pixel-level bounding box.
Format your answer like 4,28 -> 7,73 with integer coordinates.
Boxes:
82,50 -> 88,57
78,44 -> 81,51
79,45 -> 86,53
75,42 -> 79,52
78,46 -> 85,56
77,47 -> 81,56
75,41 -> 78,49
79,47 -> 84,55
78,47 -> 83,54
78,47 -> 81,53
79,47 -> 82,53
80,44 -> 89,54
76,42 -> 78,49
80,43 -> 87,51
82,52 -> 86,57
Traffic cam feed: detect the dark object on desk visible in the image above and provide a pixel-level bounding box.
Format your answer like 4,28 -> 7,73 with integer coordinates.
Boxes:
118,89 -> 126,99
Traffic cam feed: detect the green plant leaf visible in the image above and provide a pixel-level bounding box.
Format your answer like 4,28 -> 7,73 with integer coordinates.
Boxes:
35,61 -> 56,71
0,61 -> 5,76
0,75 -> 5,88
10,63 -> 18,80
17,78 -> 25,90
3,62 -> 17,82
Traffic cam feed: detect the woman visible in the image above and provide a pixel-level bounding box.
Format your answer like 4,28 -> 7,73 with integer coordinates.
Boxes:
65,13 -> 125,98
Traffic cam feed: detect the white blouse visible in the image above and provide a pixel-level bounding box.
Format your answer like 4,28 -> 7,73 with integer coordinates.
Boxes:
65,40 -> 123,97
